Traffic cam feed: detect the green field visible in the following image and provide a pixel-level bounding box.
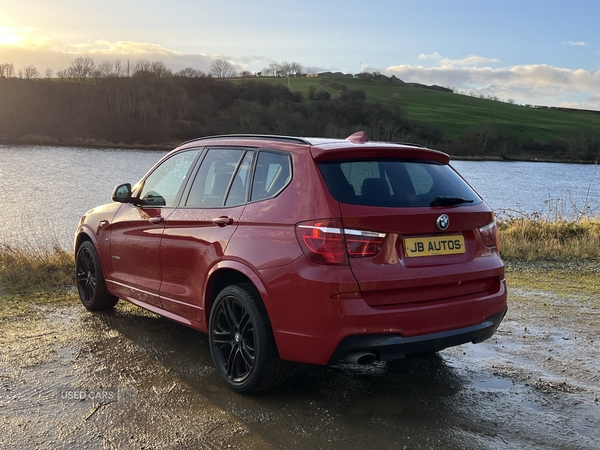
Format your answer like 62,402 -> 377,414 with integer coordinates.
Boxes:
238,76 -> 600,143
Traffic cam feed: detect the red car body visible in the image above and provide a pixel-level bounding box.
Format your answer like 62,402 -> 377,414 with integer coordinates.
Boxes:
75,132 -> 507,392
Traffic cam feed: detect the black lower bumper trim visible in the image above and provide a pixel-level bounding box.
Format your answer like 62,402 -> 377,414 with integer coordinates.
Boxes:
328,310 -> 506,365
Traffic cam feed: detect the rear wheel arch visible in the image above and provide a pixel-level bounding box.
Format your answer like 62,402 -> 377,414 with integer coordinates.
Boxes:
204,264 -> 272,321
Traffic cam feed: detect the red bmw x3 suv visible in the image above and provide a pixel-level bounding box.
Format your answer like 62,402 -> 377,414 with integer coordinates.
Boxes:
75,131 -> 507,393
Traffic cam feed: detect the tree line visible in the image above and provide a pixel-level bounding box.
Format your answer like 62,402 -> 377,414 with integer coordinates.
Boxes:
0,57 -> 598,161
0,57 -> 441,147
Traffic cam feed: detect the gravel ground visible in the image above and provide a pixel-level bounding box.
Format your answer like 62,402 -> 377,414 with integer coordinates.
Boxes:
1,265 -> 599,450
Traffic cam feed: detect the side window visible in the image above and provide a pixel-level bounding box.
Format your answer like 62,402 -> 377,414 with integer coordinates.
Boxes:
139,150 -> 199,206
251,152 -> 291,202
186,149 -> 247,207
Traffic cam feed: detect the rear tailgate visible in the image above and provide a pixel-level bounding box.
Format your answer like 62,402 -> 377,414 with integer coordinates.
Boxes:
316,155 -> 504,309
340,202 -> 503,307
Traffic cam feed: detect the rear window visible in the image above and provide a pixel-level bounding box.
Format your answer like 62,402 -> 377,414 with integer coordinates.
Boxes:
318,160 -> 482,207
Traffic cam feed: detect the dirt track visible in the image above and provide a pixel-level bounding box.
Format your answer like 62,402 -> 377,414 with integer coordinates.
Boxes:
1,280 -> 599,450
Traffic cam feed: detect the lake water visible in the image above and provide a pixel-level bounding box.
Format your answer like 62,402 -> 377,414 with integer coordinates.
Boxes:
1,145 -> 598,249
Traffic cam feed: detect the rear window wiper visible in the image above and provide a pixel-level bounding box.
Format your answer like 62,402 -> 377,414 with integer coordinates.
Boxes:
430,196 -> 475,206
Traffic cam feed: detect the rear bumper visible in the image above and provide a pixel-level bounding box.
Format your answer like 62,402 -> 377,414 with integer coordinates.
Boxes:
327,310 -> 506,365
260,258 -> 508,366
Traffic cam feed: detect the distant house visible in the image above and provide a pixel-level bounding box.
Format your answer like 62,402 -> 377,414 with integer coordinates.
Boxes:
312,71 -> 354,78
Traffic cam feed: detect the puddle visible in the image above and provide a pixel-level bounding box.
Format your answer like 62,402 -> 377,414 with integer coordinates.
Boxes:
475,376 -> 513,390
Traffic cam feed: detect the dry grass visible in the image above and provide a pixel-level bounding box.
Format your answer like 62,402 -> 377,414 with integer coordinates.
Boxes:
498,219 -> 600,260
1,215 -> 598,296
0,243 -> 74,294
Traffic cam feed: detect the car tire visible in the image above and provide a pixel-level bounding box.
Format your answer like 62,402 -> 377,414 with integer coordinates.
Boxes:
209,283 -> 292,393
76,241 -> 119,311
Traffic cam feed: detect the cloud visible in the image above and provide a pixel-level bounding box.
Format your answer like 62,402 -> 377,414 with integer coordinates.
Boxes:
0,38 -> 218,73
418,53 -> 500,67
561,41 -> 589,46
418,52 -> 443,61
0,36 -> 275,74
386,55 -> 600,110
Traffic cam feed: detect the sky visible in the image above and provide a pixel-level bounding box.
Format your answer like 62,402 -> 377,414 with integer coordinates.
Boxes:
1,0 -> 599,110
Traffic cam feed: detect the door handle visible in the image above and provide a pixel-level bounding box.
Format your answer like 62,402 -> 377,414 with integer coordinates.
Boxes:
212,216 -> 234,227
149,216 -> 164,224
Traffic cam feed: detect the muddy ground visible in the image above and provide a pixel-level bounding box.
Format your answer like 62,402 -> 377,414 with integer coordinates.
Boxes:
1,269 -> 599,450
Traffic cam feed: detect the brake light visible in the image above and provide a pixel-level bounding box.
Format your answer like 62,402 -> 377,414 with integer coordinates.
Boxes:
296,219 -> 386,265
479,221 -> 500,250
344,229 -> 386,257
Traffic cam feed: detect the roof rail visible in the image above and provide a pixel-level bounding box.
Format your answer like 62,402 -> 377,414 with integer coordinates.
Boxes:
180,134 -> 311,147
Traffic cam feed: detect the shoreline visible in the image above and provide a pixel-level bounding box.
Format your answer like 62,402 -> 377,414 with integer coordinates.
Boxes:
1,137 -> 598,164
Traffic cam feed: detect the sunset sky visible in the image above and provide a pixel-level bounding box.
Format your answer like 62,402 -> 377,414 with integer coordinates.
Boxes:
1,0 -> 599,110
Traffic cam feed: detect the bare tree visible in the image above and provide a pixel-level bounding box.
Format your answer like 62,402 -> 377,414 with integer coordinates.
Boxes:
0,63 -> 14,78
149,61 -> 172,78
283,61 -> 303,76
113,60 -> 128,78
210,59 -> 237,78
23,65 -> 40,79
176,67 -> 205,78
132,59 -> 152,75
70,56 -> 96,82
95,61 -> 115,78
260,61 -> 302,77
261,63 -> 279,77
468,123 -> 495,153
45,68 -> 53,79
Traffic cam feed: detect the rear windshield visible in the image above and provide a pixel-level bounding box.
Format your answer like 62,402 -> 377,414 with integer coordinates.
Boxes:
318,160 -> 482,207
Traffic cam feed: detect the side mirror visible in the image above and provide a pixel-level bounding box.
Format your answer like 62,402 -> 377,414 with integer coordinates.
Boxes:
111,183 -> 133,203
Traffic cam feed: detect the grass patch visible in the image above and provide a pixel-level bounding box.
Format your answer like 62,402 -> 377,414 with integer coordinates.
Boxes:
499,219 -> 600,260
506,261 -> 600,301
239,77 -> 600,142
0,243 -> 75,295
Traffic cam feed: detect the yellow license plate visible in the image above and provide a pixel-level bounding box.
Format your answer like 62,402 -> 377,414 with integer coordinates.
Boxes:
403,235 -> 465,257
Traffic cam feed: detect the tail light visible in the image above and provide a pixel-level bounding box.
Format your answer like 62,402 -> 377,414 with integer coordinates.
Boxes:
296,219 -> 386,265
344,229 -> 387,257
479,221 -> 500,250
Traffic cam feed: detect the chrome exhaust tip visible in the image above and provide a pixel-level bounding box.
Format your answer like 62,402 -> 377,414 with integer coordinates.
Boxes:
342,351 -> 376,365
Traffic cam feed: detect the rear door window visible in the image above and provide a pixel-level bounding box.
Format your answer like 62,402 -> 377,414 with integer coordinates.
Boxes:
318,160 -> 481,207
185,149 -> 250,207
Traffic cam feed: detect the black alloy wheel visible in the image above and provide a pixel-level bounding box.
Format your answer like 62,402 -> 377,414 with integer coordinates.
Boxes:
209,283 -> 293,393
76,241 -> 118,311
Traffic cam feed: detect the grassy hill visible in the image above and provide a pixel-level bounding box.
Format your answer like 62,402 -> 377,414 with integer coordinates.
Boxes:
240,76 -> 600,144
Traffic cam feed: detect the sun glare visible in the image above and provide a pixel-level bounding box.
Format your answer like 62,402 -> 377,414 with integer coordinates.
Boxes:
0,30 -> 23,46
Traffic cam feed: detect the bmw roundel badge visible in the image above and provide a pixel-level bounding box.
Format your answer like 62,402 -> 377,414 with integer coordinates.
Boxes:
436,214 -> 450,231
